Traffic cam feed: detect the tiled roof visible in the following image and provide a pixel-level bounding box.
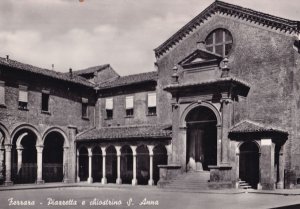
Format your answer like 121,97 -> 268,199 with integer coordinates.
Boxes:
154,1 -> 300,58
76,124 -> 172,141
164,77 -> 250,91
97,71 -> 158,90
72,64 -> 110,75
230,120 -> 287,134
0,57 -> 94,87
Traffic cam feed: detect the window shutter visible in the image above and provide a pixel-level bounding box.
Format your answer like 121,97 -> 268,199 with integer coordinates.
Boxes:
105,98 -> 113,110
126,96 -> 133,109
0,84 -> 4,105
19,90 -> 28,103
148,93 -> 156,107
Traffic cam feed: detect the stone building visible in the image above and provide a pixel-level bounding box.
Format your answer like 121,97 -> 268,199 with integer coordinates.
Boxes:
1,1 -> 300,190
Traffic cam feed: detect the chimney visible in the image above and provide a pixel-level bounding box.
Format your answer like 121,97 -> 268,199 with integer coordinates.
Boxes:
69,68 -> 73,79
6,55 -> 9,62
51,64 -> 54,71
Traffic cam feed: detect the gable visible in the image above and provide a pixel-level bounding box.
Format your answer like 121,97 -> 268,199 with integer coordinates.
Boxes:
154,1 -> 300,59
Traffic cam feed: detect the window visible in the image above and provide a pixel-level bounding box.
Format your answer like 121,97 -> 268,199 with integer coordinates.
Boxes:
18,85 -> 28,110
147,93 -> 156,115
125,96 -> 134,117
205,29 -> 233,57
82,98 -> 88,118
41,90 -> 50,112
105,98 -> 113,119
0,81 -> 5,106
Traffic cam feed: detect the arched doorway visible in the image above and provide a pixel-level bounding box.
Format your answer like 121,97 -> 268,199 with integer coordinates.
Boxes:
0,131 -> 5,184
185,106 -> 217,171
12,130 -> 37,184
43,132 -> 64,182
106,146 -> 117,183
121,145 -> 133,184
239,141 -> 260,189
78,147 -> 88,181
92,146 -> 102,182
137,145 -> 149,185
153,145 -> 168,185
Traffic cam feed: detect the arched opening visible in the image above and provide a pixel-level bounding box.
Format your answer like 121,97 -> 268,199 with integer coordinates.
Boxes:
185,106 -> 217,171
121,145 -> 133,184
106,146 -> 117,183
12,130 -> 37,184
43,132 -> 64,182
239,141 -> 260,189
92,146 -> 102,182
153,145 -> 168,185
137,145 -> 149,185
79,147 -> 88,181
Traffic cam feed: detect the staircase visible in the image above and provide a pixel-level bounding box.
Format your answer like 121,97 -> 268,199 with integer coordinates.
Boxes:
237,180 -> 252,190
162,171 -> 210,191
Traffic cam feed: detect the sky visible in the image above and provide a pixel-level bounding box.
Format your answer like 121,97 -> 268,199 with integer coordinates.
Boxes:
0,0 -> 299,75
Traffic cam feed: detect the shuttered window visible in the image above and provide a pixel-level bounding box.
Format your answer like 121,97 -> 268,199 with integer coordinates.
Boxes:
147,93 -> 156,115
0,81 -> 5,105
18,85 -> 28,110
82,98 -> 88,118
105,98 -> 113,119
125,96 -> 134,116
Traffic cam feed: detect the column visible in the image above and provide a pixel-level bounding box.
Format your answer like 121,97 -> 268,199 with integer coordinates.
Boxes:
16,146 -> 23,173
87,147 -> 93,183
148,145 -> 154,186
0,147 -> 4,181
4,144 -> 13,185
277,150 -> 284,189
131,146 -> 137,185
101,147 -> 107,184
216,124 -> 222,165
36,145 -> 44,184
259,139 -> 275,190
76,150 -> 80,182
221,99 -> 232,165
116,146 -> 122,184
63,146 -> 69,183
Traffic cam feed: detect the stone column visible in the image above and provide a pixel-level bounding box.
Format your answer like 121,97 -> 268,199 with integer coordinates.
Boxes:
76,150 -> 80,182
63,146 -> 70,183
221,99 -> 232,165
277,150 -> 284,189
259,139 -> 275,190
4,144 -> 13,185
101,147 -> 107,184
216,124 -> 222,165
131,145 -> 137,185
0,147 -> 4,182
87,147 -> 93,183
148,145 -> 154,186
16,146 -> 23,174
116,146 -> 122,184
36,145 -> 44,184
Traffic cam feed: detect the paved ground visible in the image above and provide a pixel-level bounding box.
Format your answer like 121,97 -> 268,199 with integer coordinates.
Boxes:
1,186 -> 300,209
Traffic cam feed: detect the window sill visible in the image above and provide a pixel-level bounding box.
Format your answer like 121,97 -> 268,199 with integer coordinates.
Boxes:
82,116 -> 89,121
18,107 -> 29,111
147,114 -> 157,117
124,115 -> 134,118
0,104 -> 6,108
41,110 -> 51,115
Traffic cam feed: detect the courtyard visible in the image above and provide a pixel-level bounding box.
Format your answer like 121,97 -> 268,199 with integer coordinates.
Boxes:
1,186 -> 300,209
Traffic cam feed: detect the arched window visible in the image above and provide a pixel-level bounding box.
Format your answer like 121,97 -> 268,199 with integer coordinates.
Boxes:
205,29 -> 233,57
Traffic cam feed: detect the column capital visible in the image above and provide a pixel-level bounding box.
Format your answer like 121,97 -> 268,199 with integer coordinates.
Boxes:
16,145 -> 24,150
130,145 -> 137,156
88,147 -> 92,157
36,145 -> 44,153
101,147 -> 106,156
147,145 -> 154,156
115,146 -> 121,156
4,144 -> 12,151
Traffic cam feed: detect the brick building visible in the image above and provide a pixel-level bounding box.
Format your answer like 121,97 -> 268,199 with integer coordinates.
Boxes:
1,1 -> 300,190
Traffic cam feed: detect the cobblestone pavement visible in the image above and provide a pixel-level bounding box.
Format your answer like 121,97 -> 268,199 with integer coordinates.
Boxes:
1,187 -> 300,209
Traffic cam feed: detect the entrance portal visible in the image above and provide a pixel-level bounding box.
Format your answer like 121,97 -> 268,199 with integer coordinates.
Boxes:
239,141 -> 259,189
186,106 -> 217,171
